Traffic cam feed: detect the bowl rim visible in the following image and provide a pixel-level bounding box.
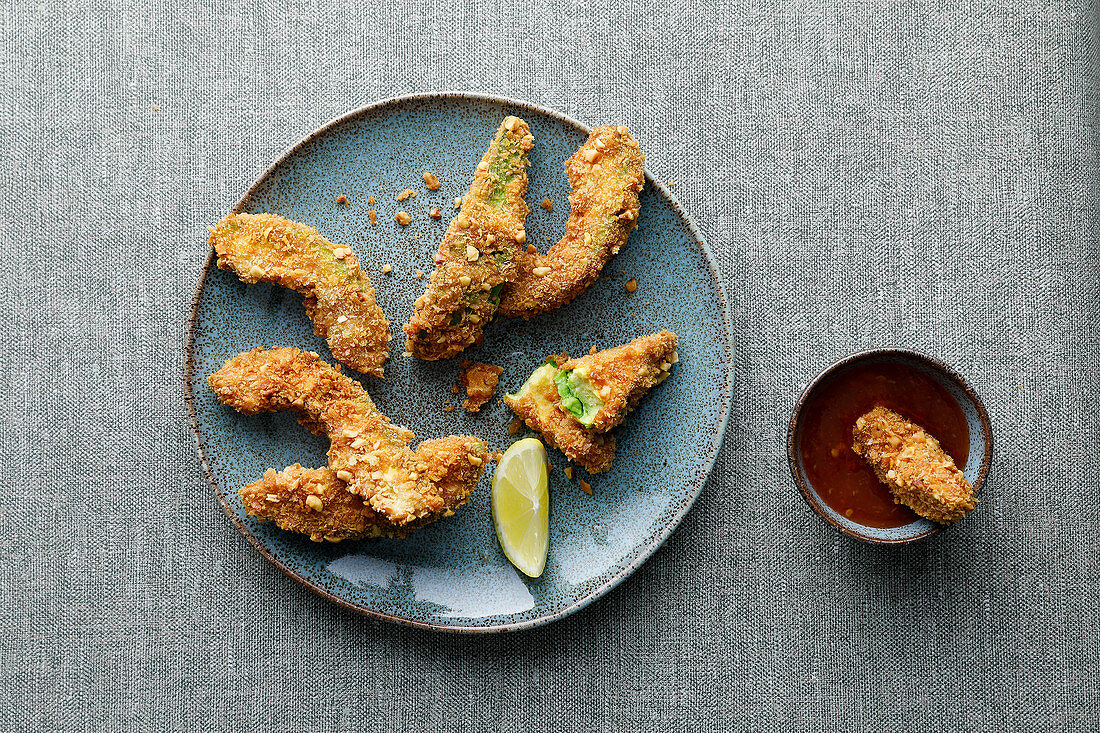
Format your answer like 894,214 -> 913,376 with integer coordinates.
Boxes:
183,91 -> 736,632
786,347 -> 993,545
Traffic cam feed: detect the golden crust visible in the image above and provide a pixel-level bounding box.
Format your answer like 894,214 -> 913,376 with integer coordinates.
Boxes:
209,347 -> 487,526
499,126 -> 645,318
460,362 -> 503,412
210,213 -> 391,377
851,406 -> 975,524
239,464 -> 406,542
503,362 -> 616,473
403,117 -> 533,360
560,331 -> 677,433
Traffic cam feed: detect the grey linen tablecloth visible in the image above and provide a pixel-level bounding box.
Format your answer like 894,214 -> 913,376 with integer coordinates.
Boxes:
2,1 -> 1097,730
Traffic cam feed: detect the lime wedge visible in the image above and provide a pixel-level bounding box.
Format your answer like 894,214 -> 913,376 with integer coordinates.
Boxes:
492,437 -> 549,578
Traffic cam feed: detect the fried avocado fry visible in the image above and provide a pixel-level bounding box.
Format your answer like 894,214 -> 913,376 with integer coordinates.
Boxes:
555,331 -> 677,431
504,360 -> 616,473
403,116 -> 533,360
504,332 -> 677,472
209,347 -> 488,526
499,126 -> 645,318
852,407 -> 976,524
210,213 -> 391,377
239,464 -> 406,542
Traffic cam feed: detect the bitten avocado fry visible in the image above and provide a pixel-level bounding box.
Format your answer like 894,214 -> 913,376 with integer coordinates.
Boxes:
504,332 -> 678,473
504,361 -> 616,474
556,331 -> 677,433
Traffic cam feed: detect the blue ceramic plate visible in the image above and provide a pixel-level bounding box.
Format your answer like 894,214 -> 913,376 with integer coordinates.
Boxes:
186,93 -> 733,631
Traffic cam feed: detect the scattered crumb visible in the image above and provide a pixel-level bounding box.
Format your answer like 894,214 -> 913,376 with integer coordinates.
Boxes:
368,195 -> 376,205
625,278 -> 638,293
395,211 -> 411,225
396,189 -> 415,202
415,269 -> 424,278
508,419 -> 522,435
423,172 -> 441,190
336,194 -> 349,206
580,479 -> 593,495
443,403 -> 455,412
451,384 -> 460,394
382,264 -> 392,274
460,362 -> 504,412
564,467 -> 574,480
541,198 -> 553,211
152,104 -> 160,111
454,197 -> 462,209
368,209 -> 378,225
667,181 -> 675,187
429,207 -> 441,219
589,344 -> 597,355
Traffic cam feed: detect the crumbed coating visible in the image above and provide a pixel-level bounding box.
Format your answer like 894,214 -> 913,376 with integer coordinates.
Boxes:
503,362 -> 616,473
239,464 -> 406,542
209,347 -> 487,525
404,117 -> 533,360
499,126 -> 645,318
560,331 -> 677,433
460,362 -> 503,412
851,406 -> 976,524
210,213 -> 391,377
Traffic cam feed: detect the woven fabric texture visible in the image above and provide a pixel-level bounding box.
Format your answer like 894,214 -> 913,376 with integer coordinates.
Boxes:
1,1 -> 1097,730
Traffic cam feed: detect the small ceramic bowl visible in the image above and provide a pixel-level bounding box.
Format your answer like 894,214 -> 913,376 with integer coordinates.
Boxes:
787,349 -> 992,544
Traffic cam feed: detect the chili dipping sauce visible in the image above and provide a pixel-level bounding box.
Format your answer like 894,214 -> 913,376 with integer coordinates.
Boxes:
799,361 -> 969,528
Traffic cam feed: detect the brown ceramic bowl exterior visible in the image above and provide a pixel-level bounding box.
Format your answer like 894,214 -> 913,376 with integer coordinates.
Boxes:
787,349 -> 993,544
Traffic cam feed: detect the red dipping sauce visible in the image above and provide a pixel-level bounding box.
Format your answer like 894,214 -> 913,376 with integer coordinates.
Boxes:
799,362 -> 970,528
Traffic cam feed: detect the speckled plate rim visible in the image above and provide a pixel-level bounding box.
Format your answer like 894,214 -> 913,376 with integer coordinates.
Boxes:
184,91 -> 735,632
785,348 -> 992,545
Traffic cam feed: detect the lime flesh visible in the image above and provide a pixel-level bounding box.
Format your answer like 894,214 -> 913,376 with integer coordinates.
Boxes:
492,437 -> 549,578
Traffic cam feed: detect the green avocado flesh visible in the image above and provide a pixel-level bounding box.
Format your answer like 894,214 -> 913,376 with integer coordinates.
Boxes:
553,370 -> 603,427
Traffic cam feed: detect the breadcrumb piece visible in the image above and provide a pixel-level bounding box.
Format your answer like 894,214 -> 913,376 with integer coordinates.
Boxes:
382,264 -> 392,274
443,403 -> 455,412
369,209 -> 378,225
415,270 -> 424,278
851,406 -> 975,524
368,195 -> 376,205
564,467 -> 574,480
579,479 -> 592,495
395,211 -> 411,225
424,172 -> 441,190
460,362 -> 504,412
336,195 -> 349,206
430,207 -> 442,219
541,198 -> 553,211
625,278 -> 638,293
397,189 -> 415,202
